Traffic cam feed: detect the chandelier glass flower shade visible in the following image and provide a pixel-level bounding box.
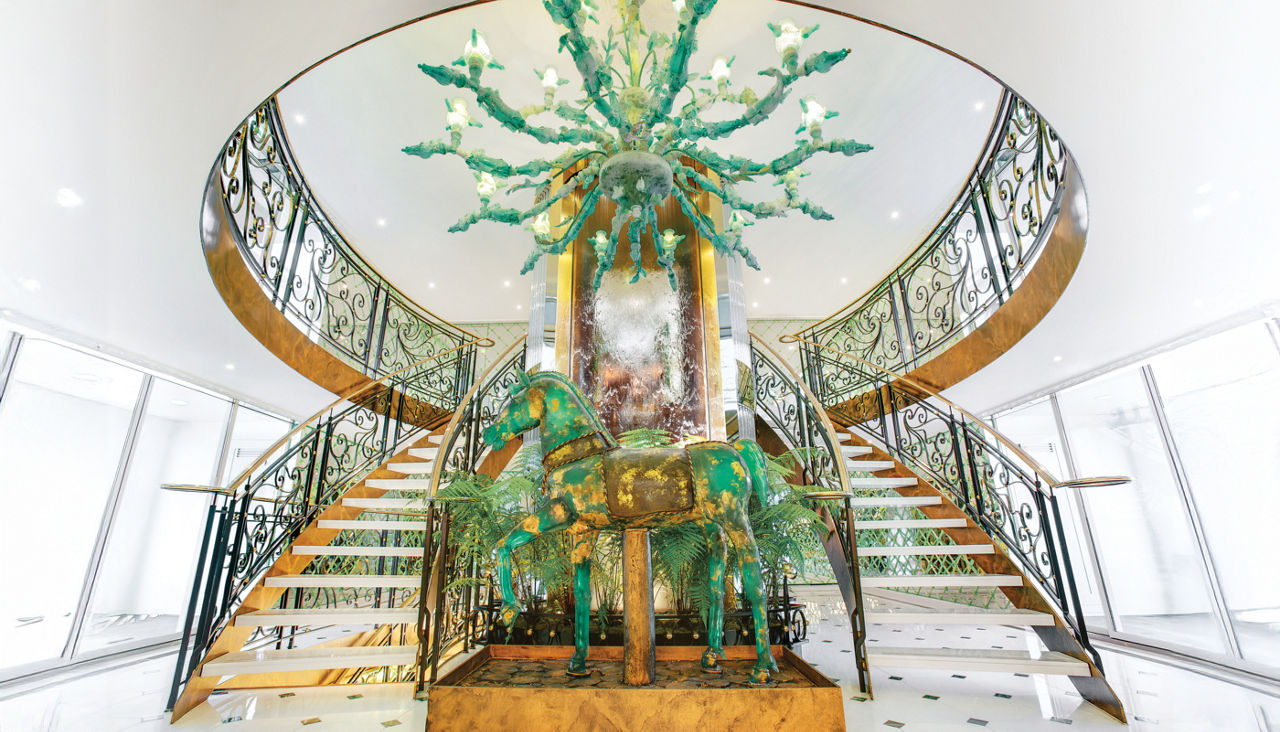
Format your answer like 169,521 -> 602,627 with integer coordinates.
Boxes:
403,0 -> 872,289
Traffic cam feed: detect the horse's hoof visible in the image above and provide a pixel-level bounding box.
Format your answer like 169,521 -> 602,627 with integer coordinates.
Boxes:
700,663 -> 722,675
499,603 -> 522,628
748,667 -> 773,685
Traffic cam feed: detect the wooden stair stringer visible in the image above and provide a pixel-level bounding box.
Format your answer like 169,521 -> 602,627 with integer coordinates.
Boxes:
170,427 -> 444,722
837,427 -> 1126,723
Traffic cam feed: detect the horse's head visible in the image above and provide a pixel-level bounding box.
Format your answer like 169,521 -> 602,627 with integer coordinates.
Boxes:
481,369 -> 543,451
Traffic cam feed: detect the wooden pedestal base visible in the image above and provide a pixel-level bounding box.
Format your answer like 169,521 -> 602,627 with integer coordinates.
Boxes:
426,645 -> 845,731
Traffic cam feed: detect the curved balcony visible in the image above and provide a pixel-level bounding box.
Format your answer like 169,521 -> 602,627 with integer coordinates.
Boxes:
792,89 -> 1085,408
202,98 -> 487,404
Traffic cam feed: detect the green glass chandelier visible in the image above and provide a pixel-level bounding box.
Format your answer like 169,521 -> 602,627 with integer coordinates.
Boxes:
404,0 -> 872,289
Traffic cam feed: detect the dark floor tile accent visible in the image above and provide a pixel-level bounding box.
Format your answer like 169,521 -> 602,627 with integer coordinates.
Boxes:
889,675 -> 904,681
915,637 -> 925,641
302,719 -> 322,726
1051,717 -> 1073,725
850,697 -> 868,703
1013,672 -> 1030,677
951,674 -> 967,679
966,719 -> 988,727
884,721 -> 905,728
347,693 -> 364,700
381,722 -> 402,728
1133,716 -> 1158,724
991,645 -> 1003,649
1136,689 -> 1158,697
922,694 -> 939,700
960,636 -> 971,639
278,692 -> 295,699
994,693 -> 1012,699
822,639 -> 833,643
841,649 -> 852,653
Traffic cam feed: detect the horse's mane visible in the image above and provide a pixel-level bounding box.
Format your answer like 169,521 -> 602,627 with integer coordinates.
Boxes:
527,371 -> 616,444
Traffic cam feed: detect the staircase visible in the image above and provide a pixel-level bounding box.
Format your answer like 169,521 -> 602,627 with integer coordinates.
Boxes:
832,427 -> 1098,681
171,430 -> 443,717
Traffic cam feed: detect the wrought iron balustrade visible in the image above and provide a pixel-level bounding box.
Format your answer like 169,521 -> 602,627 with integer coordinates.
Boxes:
795,90 -> 1070,403
748,334 -> 870,694
791,338 -> 1112,668
167,345 -> 479,710
217,97 -> 476,381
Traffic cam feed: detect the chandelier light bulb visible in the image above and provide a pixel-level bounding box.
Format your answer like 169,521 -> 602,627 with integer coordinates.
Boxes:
531,212 -> 552,238
672,0 -> 686,14
709,57 -> 731,85
540,66 -> 561,90
445,98 -> 473,129
476,172 -> 498,199
463,30 -> 494,67
773,20 -> 804,56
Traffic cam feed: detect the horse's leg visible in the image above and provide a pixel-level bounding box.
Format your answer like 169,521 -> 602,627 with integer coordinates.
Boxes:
700,522 -> 727,673
494,497 -> 575,633
567,528 -> 598,676
725,524 -> 778,684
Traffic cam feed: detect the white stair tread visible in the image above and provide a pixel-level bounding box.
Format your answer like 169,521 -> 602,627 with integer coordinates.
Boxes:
860,574 -> 1022,588
859,544 -> 994,557
845,460 -> 897,472
865,609 -> 1054,626
839,444 -> 873,456
855,518 -> 967,530
202,644 -> 417,676
365,478 -> 433,490
847,477 -> 917,488
344,498 -> 416,510
292,545 -> 423,558
264,575 -> 422,588
867,647 -> 1089,676
234,608 -> 418,627
319,519 -> 427,531
408,447 -> 440,459
386,462 -> 434,474
850,496 -> 941,508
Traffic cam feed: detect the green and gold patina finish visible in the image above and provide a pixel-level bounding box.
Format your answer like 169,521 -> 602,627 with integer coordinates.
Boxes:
482,370 -> 779,684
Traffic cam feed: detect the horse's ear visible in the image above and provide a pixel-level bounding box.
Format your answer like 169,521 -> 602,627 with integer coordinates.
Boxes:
508,369 -> 530,395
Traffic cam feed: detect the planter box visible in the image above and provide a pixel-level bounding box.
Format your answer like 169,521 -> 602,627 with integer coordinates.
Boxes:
427,645 -> 845,731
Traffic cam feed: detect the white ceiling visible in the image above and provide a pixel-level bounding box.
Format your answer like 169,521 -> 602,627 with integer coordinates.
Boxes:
275,0 -> 1000,322
2,1 -> 1277,418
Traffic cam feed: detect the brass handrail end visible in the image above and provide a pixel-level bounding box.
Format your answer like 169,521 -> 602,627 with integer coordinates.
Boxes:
161,483 -> 234,495
803,491 -> 853,501
1055,476 -> 1131,490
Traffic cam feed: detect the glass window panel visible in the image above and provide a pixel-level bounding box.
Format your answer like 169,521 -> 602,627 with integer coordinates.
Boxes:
0,340 -> 143,673
77,380 -> 231,654
995,399 -> 1107,628
1057,366 -> 1229,654
220,405 -> 293,486
1150,321 -> 1280,668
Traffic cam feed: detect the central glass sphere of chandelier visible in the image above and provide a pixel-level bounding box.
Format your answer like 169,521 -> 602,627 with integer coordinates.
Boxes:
404,0 -> 872,289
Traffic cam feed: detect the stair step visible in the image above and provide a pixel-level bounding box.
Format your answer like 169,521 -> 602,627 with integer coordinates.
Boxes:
864,609 -> 1054,626
839,444 -> 873,456
202,644 -> 417,677
855,518 -> 968,530
408,447 -> 440,459
234,608 -> 418,627
847,477 -> 917,489
365,478 -> 433,490
318,520 -> 427,531
292,545 -> 424,558
867,647 -> 1090,676
850,496 -> 941,508
386,462 -> 434,475
845,460 -> 897,472
860,574 -> 1023,588
859,544 -> 993,557
344,498 -> 416,511
264,574 -> 422,588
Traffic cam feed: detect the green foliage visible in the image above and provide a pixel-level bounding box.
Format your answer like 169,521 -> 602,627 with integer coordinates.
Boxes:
423,432 -> 828,616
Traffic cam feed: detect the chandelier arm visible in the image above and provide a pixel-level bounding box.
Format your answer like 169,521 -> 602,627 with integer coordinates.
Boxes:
544,0 -> 625,130
518,186 -> 605,274
646,0 -> 717,128
451,160 -> 600,233
417,63 -> 599,146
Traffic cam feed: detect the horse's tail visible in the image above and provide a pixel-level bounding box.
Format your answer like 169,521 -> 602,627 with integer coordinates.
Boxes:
733,439 -> 771,507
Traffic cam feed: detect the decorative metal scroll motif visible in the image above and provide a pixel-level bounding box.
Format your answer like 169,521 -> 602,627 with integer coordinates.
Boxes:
801,91 -> 1068,402
216,98 -> 471,388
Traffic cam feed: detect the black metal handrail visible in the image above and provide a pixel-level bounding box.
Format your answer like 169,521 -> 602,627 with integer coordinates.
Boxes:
748,334 -> 870,695
791,337 -> 1110,668
793,89 -> 1070,402
217,97 -> 479,380
166,346 -> 477,711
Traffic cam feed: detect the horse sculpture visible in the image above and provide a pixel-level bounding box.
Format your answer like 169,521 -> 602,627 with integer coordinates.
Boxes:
480,370 -> 779,684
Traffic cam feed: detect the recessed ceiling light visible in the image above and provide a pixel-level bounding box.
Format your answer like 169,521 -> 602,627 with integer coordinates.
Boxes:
840,277 -> 847,284
1195,182 -> 1213,195
515,303 -> 522,310
889,210 -> 899,220
1052,355 -> 1063,362
376,218 -> 387,228
503,280 -> 511,287
428,282 -> 436,289
762,277 -> 771,284
294,113 -> 306,124
1191,205 -> 1212,220
18,277 -> 40,292
751,301 -> 759,308
973,101 -> 985,112
56,188 -> 84,208
224,363 -> 236,371
171,399 -> 189,407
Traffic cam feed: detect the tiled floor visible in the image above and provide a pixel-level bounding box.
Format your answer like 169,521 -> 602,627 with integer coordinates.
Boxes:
2,585 -> 1277,731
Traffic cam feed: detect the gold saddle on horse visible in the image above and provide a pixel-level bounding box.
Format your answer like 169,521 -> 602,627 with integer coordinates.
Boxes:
603,448 -> 695,519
